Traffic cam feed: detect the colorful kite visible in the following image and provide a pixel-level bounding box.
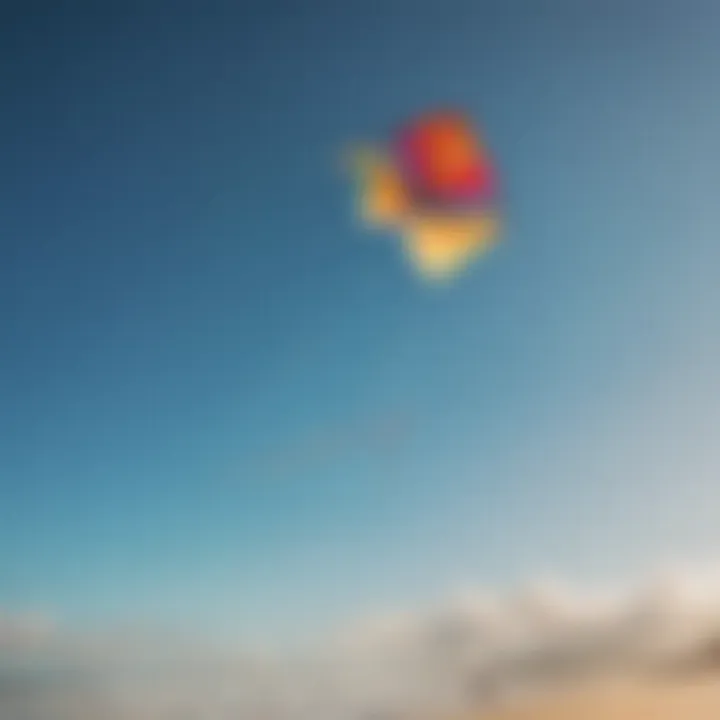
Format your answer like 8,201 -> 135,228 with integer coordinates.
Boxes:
348,110 -> 501,282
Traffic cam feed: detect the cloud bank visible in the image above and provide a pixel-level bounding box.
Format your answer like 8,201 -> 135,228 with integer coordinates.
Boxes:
5,565 -> 720,719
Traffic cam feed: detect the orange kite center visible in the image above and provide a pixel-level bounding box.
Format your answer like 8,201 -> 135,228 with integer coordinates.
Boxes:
417,119 -> 489,195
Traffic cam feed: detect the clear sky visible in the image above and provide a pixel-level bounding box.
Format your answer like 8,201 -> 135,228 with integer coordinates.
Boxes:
2,0 -> 720,648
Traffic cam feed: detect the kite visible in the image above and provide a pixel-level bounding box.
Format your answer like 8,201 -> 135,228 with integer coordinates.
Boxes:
348,110 -> 501,282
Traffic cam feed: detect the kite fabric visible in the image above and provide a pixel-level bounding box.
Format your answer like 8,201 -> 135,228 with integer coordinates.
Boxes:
348,110 -> 501,282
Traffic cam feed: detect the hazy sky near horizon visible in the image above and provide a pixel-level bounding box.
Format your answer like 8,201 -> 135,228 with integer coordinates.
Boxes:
2,0 -> 720,647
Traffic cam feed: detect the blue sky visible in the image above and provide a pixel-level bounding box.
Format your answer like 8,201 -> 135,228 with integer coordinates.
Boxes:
2,0 -> 720,647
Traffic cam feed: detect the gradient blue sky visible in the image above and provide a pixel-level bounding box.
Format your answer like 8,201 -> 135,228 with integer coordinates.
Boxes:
2,0 -> 720,647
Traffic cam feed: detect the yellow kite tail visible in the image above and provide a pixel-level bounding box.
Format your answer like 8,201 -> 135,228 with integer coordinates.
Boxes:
345,146 -> 410,228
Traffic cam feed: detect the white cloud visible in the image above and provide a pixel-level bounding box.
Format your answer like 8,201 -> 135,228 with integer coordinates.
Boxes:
4,565 -> 720,719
